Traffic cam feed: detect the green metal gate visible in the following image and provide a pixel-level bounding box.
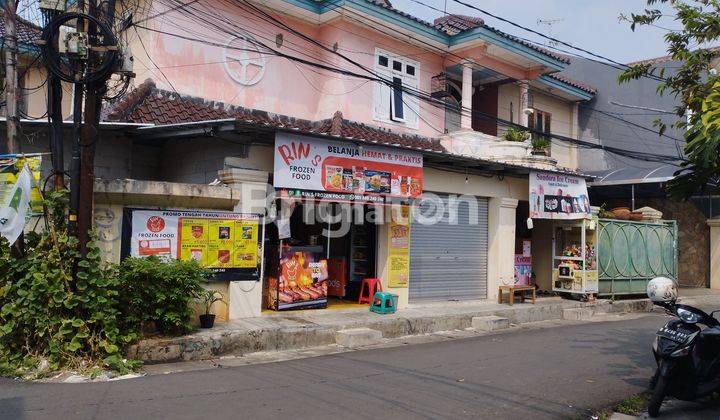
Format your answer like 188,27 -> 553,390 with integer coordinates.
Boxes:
597,219 -> 678,296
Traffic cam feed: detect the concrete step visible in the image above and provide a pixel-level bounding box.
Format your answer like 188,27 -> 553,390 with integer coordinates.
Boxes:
472,316 -> 510,331
335,328 -> 383,348
562,307 -> 596,321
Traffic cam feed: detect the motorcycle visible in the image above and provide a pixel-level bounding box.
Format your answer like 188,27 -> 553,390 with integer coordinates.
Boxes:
647,277 -> 720,417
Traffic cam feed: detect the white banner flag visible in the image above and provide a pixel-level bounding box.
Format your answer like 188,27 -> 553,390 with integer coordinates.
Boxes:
0,165 -> 32,244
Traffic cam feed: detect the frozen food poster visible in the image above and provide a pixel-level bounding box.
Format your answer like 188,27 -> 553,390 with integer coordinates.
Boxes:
267,249 -> 328,310
387,206 -> 411,288
274,132 -> 423,200
529,171 -> 592,220
122,209 -> 261,281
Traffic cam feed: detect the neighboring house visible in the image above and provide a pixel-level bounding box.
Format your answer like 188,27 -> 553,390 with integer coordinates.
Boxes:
0,11 -> 73,125
559,55 -> 712,288
2,1 -> 598,318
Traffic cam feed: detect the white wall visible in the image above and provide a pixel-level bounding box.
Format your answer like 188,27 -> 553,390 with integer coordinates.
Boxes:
497,83 -> 578,170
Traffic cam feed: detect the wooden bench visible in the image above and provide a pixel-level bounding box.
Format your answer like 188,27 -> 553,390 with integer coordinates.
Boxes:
498,285 -> 536,306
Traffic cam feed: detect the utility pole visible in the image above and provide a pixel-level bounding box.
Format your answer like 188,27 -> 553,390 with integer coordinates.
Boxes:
77,0 -> 116,255
68,1 -> 86,234
4,0 -> 19,155
49,76 -> 64,190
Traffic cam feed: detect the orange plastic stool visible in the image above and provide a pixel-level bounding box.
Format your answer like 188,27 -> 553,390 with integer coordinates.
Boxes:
358,278 -> 383,304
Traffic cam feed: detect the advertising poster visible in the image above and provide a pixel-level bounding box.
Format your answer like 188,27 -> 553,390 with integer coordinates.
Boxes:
124,209 -> 261,281
274,132 -> 423,201
388,206 -> 410,288
0,155 -> 43,216
268,248 -> 328,310
529,171 -> 592,220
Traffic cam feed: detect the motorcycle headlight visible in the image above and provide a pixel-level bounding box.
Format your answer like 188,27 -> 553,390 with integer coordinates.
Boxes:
676,307 -> 700,324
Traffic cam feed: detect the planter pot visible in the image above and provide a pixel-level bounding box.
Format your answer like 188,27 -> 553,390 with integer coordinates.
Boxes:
199,314 -> 216,329
531,149 -> 547,156
611,207 -> 631,220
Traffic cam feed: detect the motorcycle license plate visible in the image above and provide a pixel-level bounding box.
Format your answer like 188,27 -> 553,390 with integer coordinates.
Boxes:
657,326 -> 690,343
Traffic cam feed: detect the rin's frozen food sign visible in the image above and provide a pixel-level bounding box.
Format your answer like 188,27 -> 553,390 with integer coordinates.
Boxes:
529,171 -> 592,220
274,133 -> 423,201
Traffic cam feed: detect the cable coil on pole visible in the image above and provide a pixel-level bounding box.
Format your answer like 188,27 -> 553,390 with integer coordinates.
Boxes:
40,12 -> 118,84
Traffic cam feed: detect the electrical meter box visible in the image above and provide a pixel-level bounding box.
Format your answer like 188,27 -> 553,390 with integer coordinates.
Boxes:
39,0 -> 65,11
65,32 -> 89,59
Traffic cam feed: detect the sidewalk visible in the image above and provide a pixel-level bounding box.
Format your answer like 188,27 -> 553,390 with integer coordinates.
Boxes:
127,288 -> 720,363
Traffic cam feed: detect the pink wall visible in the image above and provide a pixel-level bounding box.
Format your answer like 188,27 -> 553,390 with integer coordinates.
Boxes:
133,1 -> 446,138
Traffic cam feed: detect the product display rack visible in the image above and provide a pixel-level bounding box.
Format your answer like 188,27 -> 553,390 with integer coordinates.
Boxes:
551,218 -> 598,297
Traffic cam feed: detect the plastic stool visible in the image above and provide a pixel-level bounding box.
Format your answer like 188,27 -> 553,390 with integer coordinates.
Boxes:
358,278 -> 383,304
370,292 -> 397,314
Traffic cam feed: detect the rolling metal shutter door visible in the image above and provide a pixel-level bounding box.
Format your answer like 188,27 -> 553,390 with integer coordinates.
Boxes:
410,195 -> 488,301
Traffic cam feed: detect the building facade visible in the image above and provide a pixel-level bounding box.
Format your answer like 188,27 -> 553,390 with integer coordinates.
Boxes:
3,0 -> 598,319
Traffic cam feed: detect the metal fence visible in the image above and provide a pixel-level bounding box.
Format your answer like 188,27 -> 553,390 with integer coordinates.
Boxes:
597,219 -> 678,296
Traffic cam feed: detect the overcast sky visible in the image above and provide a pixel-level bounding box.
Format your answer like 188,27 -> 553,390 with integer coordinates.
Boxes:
390,0 -> 679,63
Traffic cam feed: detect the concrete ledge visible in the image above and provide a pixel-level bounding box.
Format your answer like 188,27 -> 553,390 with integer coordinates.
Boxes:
335,328 -> 382,348
472,316 -> 510,331
562,308 -> 595,321
127,294 -> 720,364
94,178 -> 238,208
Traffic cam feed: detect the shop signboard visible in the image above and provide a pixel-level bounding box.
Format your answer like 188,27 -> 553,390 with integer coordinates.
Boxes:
122,209 -> 262,281
529,171 -> 591,220
388,206 -> 411,288
274,132 -> 423,202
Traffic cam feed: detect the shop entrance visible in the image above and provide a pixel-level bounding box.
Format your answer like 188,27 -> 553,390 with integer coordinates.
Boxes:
264,201 -> 378,311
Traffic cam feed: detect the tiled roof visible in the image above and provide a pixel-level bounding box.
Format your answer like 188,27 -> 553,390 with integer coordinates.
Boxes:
105,79 -> 446,152
362,3 -> 569,65
0,11 -> 42,46
626,46 -> 720,67
546,72 -> 597,94
433,14 -> 484,35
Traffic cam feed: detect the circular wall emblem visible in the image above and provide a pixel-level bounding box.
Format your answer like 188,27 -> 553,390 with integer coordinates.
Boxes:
146,216 -> 166,233
223,34 -> 267,86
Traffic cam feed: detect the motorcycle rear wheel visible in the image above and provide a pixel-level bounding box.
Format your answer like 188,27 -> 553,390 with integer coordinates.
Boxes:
648,374 -> 667,418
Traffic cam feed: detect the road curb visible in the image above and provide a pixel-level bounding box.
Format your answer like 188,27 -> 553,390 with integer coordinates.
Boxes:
127,294 -> 718,364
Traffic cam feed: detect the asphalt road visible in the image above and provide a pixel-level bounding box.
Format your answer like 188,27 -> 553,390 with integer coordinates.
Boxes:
0,312 -> 718,420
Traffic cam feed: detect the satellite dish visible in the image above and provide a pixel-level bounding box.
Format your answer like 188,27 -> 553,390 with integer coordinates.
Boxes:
523,107 -> 534,115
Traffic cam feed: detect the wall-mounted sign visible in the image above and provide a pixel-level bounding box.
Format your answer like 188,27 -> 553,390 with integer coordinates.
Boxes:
223,34 -> 266,86
387,206 -> 411,288
529,171 -> 591,220
122,209 -> 262,281
274,132 -> 423,201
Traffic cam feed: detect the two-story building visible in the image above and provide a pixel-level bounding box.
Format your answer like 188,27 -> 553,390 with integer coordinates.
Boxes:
4,0 -> 597,319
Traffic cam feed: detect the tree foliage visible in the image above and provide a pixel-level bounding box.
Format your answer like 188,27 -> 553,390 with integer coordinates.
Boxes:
0,191 -> 208,377
619,0 -> 720,198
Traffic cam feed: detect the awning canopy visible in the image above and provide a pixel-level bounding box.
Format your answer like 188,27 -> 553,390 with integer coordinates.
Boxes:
587,165 -> 680,187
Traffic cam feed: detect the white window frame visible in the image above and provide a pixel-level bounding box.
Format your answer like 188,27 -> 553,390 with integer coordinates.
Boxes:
373,48 -> 420,129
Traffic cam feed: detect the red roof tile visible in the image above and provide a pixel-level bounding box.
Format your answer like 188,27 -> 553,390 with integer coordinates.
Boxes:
0,11 -> 42,46
106,79 -> 446,152
547,72 -> 597,94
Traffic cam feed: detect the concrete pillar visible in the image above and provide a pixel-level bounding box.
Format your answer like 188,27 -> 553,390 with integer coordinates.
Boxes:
487,197 -> 518,301
519,81 -> 530,128
569,102 -> 580,170
708,219 -> 720,289
218,167 -> 270,319
461,60 -> 473,130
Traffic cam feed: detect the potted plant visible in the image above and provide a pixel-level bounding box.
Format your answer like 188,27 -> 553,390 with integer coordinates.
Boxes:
502,126 -> 530,142
198,289 -> 224,328
531,136 -> 550,155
